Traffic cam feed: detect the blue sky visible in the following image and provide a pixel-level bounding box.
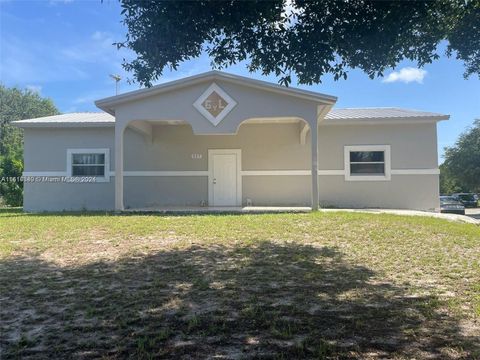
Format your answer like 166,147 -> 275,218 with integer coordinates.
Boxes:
1,0 -> 479,161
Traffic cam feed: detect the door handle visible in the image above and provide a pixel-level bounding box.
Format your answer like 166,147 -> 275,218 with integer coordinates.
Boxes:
213,178 -> 217,184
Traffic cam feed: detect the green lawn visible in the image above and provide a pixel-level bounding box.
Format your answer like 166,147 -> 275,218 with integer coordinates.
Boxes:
1,208 -> 479,359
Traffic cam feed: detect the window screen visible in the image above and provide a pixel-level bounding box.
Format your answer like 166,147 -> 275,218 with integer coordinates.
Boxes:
349,151 -> 385,175
71,153 -> 105,176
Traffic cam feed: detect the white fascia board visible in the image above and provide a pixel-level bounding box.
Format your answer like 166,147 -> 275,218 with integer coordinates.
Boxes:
12,122 -> 114,128
321,116 -> 449,126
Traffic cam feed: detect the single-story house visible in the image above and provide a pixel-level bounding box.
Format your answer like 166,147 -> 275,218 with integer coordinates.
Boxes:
13,71 -> 449,212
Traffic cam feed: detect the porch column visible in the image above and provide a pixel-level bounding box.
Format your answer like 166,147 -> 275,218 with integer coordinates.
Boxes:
311,119 -> 319,210
115,124 -> 124,211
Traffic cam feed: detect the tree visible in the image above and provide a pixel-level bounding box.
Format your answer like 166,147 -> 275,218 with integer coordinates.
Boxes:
441,119 -> 480,194
0,85 -> 59,206
117,0 -> 480,87
439,163 -> 466,195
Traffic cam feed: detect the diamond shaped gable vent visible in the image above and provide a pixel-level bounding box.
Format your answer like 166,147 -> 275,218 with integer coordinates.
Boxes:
193,83 -> 237,126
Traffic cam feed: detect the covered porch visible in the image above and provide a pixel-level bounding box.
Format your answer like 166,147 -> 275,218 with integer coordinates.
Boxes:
95,71 -> 337,211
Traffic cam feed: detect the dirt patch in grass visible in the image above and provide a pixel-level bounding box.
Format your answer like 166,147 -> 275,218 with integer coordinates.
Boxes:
1,211 -> 479,358
1,242 -> 479,359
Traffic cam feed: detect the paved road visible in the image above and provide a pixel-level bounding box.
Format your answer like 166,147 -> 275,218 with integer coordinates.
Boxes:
465,208 -> 480,220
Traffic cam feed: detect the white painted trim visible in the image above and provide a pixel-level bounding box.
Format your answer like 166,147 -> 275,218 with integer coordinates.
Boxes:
66,148 -> 110,182
321,118 -> 449,126
24,168 -> 439,178
114,171 -> 209,177
391,169 -> 440,175
208,149 -> 242,206
318,170 -> 345,176
193,83 -> 237,126
300,123 -> 309,145
13,122 -> 115,129
344,145 -> 391,181
23,171 -> 67,177
241,170 -> 310,176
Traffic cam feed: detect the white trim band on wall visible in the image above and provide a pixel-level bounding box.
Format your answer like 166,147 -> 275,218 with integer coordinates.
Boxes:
391,169 -> 440,175
23,171 -> 68,177
116,171 -> 209,177
241,170 -> 311,176
23,168 -> 440,177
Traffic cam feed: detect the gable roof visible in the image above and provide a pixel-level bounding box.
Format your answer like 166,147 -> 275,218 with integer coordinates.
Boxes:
95,70 -> 338,115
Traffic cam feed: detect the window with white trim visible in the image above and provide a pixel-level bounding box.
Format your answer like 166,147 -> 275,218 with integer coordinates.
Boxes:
344,145 -> 391,181
67,149 -> 110,182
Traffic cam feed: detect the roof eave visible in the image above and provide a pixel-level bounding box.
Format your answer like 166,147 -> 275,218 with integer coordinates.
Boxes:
95,71 -> 337,115
12,121 -> 115,128
321,115 -> 450,126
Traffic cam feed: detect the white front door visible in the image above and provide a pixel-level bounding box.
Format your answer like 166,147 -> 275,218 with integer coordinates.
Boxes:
209,150 -> 241,206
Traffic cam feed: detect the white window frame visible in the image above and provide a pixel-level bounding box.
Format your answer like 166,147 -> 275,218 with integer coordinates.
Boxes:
344,145 -> 391,181
66,148 -> 110,182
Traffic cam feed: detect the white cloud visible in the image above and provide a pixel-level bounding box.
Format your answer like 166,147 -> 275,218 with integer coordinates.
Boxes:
382,67 -> 427,84
26,84 -> 42,93
61,31 -> 121,64
72,89 -> 114,105
48,0 -> 74,5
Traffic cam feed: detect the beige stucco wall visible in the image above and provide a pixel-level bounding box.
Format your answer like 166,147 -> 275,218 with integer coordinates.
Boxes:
114,79 -> 319,134
319,175 -> 439,209
22,121 -> 440,211
23,128 -> 115,211
124,123 -> 310,171
317,123 -> 439,211
318,123 -> 438,170
24,128 -> 115,171
123,122 -> 310,207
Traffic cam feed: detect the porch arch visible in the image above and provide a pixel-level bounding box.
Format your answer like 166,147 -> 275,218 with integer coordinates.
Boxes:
114,116 -> 319,211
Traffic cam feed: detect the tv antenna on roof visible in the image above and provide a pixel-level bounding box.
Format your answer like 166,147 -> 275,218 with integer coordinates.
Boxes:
109,74 -> 121,95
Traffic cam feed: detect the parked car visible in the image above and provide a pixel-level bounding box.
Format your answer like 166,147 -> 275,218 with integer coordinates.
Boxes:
452,193 -> 478,208
440,196 -> 465,215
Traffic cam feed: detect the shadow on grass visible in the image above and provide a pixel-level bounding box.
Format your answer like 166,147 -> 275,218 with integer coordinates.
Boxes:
1,242 -> 478,359
0,207 -> 116,218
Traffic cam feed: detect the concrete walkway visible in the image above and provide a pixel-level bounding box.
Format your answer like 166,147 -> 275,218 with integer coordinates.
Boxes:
320,208 -> 480,225
465,208 -> 480,220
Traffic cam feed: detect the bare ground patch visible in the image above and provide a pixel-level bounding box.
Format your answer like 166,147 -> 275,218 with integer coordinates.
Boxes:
1,211 -> 479,359
1,242 -> 479,359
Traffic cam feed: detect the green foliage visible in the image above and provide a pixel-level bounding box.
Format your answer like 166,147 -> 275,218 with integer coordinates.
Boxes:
441,119 -> 480,194
117,0 -> 479,86
0,156 -> 23,206
439,164 -> 465,195
0,85 -> 59,206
